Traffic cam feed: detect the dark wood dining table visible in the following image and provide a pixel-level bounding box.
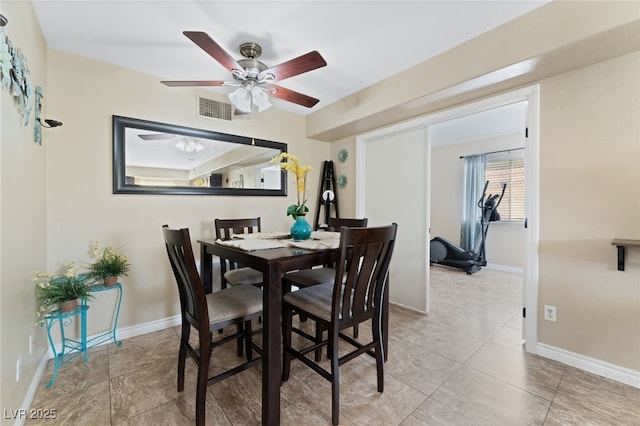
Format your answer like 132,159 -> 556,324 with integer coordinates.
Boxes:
197,238 -> 389,426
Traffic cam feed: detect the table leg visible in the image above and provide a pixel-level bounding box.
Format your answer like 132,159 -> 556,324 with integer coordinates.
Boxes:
81,306 -> 88,363
46,318 -> 60,387
201,244 -> 213,293
112,285 -> 123,346
262,265 -> 282,425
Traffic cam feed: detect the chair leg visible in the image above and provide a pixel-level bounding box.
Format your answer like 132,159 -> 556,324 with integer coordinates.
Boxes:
353,324 -> 359,339
218,279 -> 228,334
196,337 -> 212,426
314,322 -> 323,362
373,314 -> 384,393
177,322 -> 190,392
330,327 -> 340,426
244,320 -> 253,361
282,304 -> 293,382
236,323 -> 244,356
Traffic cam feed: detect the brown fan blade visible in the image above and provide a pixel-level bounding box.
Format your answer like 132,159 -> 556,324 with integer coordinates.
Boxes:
264,51 -> 326,82
267,84 -> 320,108
183,31 -> 244,74
161,80 -> 226,87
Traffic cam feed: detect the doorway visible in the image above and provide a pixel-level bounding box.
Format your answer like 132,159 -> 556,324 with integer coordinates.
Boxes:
357,85 -> 539,353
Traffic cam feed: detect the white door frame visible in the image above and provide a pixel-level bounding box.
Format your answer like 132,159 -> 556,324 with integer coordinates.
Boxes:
357,85 -> 540,353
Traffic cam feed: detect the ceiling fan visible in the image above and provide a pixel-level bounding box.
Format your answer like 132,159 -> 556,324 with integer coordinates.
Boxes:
137,133 -> 172,141
161,31 -> 327,112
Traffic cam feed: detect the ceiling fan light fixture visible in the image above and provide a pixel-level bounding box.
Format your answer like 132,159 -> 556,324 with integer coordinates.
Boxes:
163,33 -> 325,110
229,87 -> 252,113
251,86 -> 272,112
175,138 -> 204,153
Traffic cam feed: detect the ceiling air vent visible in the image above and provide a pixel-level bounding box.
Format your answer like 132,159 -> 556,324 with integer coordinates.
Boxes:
197,96 -> 232,121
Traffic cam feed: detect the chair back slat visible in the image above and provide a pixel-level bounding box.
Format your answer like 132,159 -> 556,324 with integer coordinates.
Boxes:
214,218 -> 261,275
327,217 -> 368,231
333,224 -> 398,324
215,218 -> 261,240
163,226 -> 209,328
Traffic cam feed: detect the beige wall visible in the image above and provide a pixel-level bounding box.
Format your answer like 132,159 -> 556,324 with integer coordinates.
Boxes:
537,51 -> 639,370
0,1 -> 49,418
431,134 -> 526,270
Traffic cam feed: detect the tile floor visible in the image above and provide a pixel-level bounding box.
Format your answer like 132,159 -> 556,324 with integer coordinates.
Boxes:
27,266 -> 640,425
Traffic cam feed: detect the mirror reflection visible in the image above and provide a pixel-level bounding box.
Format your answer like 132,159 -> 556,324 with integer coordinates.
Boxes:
113,116 -> 287,196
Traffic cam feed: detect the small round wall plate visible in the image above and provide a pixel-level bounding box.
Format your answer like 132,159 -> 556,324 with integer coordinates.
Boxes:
337,174 -> 347,189
337,148 -> 348,163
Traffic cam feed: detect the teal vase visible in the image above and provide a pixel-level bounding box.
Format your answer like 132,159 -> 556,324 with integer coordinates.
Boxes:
290,216 -> 312,241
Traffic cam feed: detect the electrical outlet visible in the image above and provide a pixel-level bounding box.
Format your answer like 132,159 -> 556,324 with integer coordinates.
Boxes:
29,335 -> 33,355
544,305 -> 557,322
16,356 -> 22,382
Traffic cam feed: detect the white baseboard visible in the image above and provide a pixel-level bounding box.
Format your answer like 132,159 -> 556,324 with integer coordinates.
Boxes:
389,300 -> 427,315
485,263 -> 523,274
112,314 -> 182,342
13,352 -> 50,426
21,314 -> 182,422
537,342 -> 640,389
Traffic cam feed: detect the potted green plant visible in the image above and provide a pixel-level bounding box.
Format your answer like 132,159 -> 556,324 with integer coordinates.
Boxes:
88,242 -> 130,286
34,262 -> 94,323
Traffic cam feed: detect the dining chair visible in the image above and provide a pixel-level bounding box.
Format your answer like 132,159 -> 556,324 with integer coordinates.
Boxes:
283,217 -> 368,349
282,217 -> 368,290
282,223 -> 397,425
162,225 -> 263,426
215,217 -> 264,289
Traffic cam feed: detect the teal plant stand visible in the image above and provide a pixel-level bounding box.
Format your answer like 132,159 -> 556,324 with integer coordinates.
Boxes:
42,282 -> 123,387
85,282 -> 123,349
43,304 -> 89,387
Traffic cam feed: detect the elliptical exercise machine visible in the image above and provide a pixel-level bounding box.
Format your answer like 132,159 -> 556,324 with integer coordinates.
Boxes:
430,181 -> 506,275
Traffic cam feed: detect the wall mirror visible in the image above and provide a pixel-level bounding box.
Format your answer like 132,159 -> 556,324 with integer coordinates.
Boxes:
113,115 -> 287,196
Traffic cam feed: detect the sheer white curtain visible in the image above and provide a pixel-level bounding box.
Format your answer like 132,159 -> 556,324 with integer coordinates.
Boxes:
461,154 -> 486,251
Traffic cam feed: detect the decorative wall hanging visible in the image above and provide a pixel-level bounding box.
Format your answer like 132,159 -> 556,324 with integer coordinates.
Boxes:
0,28 -> 10,89
337,148 -> 348,163
0,26 -> 32,126
337,174 -> 347,189
34,86 -> 42,144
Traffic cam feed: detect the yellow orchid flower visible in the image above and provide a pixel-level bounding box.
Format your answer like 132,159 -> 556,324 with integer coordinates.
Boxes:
271,153 -> 313,219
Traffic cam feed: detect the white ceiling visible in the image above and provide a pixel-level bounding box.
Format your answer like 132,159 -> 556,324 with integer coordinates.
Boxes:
430,101 -> 527,146
31,0 -> 548,118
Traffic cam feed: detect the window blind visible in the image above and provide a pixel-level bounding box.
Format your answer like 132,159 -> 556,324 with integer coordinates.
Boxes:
485,159 -> 525,221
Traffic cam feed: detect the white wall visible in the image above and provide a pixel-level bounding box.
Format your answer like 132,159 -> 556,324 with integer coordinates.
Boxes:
360,126 -> 429,312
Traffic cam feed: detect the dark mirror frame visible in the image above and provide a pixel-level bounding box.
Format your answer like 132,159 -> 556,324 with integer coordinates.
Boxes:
112,115 -> 288,196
